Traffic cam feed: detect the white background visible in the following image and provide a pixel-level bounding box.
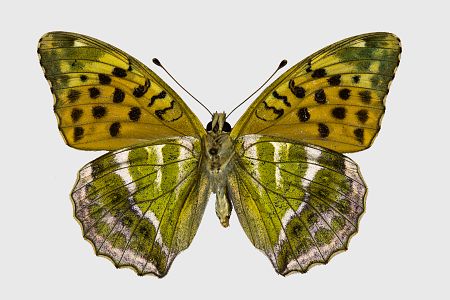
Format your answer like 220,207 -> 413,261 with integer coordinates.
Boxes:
1,0 -> 449,299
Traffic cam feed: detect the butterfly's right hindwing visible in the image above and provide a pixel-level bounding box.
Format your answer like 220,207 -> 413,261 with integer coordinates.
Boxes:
228,135 -> 366,275
72,137 -> 209,277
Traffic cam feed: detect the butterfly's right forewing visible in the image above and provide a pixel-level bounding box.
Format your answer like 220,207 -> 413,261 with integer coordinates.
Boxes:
231,33 -> 401,153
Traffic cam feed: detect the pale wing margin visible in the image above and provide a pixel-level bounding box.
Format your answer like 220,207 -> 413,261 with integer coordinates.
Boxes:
228,134 -> 366,274
71,136 -> 210,277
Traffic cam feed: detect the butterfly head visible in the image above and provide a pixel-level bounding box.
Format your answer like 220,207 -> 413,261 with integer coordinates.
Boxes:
206,112 -> 232,134
204,112 -> 234,168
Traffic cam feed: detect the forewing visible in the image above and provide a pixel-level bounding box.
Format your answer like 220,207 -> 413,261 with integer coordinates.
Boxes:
228,135 -> 366,274
71,137 -> 209,277
231,32 -> 401,153
38,32 -> 205,150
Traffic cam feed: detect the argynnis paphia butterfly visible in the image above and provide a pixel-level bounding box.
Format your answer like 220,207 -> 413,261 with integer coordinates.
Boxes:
38,32 -> 401,277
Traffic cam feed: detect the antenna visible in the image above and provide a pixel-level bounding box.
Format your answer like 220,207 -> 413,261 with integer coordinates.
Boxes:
226,59 -> 287,119
152,58 -> 213,116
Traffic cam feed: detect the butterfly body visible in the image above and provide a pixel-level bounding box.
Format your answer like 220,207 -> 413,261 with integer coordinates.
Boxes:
203,113 -> 235,227
38,32 -> 400,277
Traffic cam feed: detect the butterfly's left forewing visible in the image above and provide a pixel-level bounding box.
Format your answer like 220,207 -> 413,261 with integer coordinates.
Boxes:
228,135 -> 366,274
38,32 -> 205,150
72,137 -> 209,277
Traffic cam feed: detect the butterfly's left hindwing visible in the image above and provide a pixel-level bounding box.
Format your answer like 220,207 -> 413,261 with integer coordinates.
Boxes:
228,135 -> 366,274
72,137 -> 209,277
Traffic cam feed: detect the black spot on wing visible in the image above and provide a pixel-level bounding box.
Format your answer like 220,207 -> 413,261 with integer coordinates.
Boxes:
109,122 -> 121,137
339,88 -> 351,100
272,91 -> 291,107
74,127 -> 84,141
359,90 -> 372,103
92,106 -> 106,119
67,89 -> 81,102
98,74 -> 111,85
80,75 -> 88,82
148,90 -> 167,107
71,108 -> 83,122
89,87 -> 100,99
112,67 -> 127,77
354,128 -> 364,143
297,107 -> 310,122
133,79 -> 151,98
331,107 -> 346,119
352,75 -> 360,84
155,100 -> 182,122
288,80 -> 305,98
314,89 -> 327,104
305,61 -> 312,73
311,68 -> 327,78
128,107 -> 141,122
356,109 -> 369,123
113,88 -> 125,103
256,101 -> 284,121
318,123 -> 329,138
328,75 -> 341,86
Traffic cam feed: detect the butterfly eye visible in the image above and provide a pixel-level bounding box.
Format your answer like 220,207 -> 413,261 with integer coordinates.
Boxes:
222,122 -> 232,132
206,121 -> 212,131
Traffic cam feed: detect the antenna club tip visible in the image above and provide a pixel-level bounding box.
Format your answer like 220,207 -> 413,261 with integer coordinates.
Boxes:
279,59 -> 288,69
152,58 -> 162,66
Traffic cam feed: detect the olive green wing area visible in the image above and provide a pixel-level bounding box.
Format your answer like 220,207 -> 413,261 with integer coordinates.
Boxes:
71,137 -> 209,277
231,32 -> 401,153
228,135 -> 366,275
38,32 -> 205,150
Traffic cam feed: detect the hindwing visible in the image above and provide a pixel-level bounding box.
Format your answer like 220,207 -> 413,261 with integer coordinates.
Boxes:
71,137 -> 209,277
228,135 -> 366,274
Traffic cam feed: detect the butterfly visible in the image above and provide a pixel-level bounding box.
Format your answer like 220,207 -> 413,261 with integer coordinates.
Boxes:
38,32 -> 401,277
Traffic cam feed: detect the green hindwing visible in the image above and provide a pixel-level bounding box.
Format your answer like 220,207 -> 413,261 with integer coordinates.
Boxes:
229,135 -> 366,275
71,136 -> 209,277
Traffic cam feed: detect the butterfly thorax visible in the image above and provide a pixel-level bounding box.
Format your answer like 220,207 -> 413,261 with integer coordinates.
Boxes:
204,112 -> 234,227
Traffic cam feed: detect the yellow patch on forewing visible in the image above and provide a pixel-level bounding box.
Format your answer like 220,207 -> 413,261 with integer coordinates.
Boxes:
73,40 -> 87,47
